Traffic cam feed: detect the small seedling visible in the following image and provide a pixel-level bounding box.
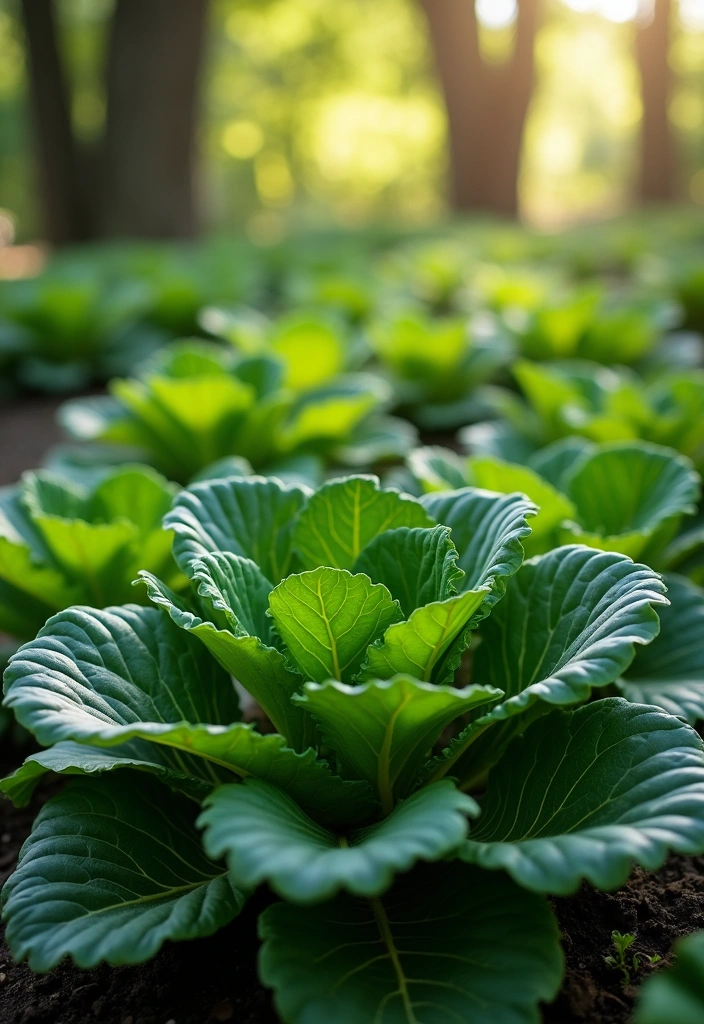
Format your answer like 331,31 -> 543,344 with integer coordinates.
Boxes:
604,930 -> 661,986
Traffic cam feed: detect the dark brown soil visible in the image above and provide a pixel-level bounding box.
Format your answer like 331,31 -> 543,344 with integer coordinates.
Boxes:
0,397 -> 64,486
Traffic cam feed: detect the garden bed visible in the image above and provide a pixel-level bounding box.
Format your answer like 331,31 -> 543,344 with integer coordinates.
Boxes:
1,774 -> 703,1024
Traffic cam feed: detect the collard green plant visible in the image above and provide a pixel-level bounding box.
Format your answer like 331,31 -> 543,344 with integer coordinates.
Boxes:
636,930 -> 704,1024
0,464 -> 180,641
5,473 -> 704,1023
59,340 -> 415,485
409,439 -> 700,561
465,360 -> 704,474
368,311 -> 513,430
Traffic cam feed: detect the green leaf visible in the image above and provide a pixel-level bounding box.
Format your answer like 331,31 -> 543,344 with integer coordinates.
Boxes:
352,525 -> 462,617
359,586 -> 490,684
0,740 -> 212,806
292,475 -> 433,571
278,375 -> 388,452
259,860 -> 563,1024
618,574 -> 704,724
294,676 -> 502,813
561,442 -> 700,561
460,699 -> 704,895
526,437 -> 596,489
167,475 -> 311,582
139,571 -> 313,752
466,455 -> 576,554
3,604 -> 238,749
269,567 -> 402,683
1,775 -> 245,971
419,487 -> 536,615
636,931 -> 704,1024
428,545 -> 668,785
333,415 -> 417,467
200,778 -> 476,902
407,445 -> 468,492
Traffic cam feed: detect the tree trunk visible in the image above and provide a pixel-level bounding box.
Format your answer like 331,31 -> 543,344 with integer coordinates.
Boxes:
637,0 -> 676,203
100,0 -> 210,239
420,0 -> 540,217
19,0 -> 93,244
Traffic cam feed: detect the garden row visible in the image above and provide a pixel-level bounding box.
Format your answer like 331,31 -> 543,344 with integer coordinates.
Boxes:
1,214 -> 704,1023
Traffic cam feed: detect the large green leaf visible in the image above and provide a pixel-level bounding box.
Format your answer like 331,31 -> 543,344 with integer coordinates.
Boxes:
0,740 -> 212,806
618,574 -> 704,724
419,487 -> 536,613
428,545 -> 668,785
259,861 -> 563,1024
292,476 -> 433,571
460,699 -> 704,894
352,525 -> 462,617
138,570 -> 313,751
1,775 -> 245,971
269,567 -> 402,683
200,778 -> 476,902
294,676 -> 502,813
636,931 -> 704,1024
166,475 -> 311,582
3,604 -> 369,823
561,442 -> 700,560
3,604 -> 238,747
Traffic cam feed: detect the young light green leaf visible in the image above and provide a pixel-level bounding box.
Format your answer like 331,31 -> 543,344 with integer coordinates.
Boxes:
259,861 -> 563,1024
618,574 -> 704,724
294,676 -> 502,812
420,487 -> 536,615
407,445 -> 468,492
200,778 -> 476,902
139,571 -> 313,751
166,475 -> 311,582
291,475 -> 433,571
352,525 -> 462,617
561,441 -> 700,560
636,931 -> 704,1024
269,567 -> 402,683
1,775 -> 245,972
460,699 -> 704,895
359,585 -> 490,684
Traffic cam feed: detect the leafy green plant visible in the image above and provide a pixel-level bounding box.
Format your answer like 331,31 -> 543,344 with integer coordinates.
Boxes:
409,439 -> 700,561
4,473 -> 704,1023
603,930 -> 661,987
59,340 -> 415,485
0,265 -> 162,392
465,360 -> 704,473
0,464 -> 180,641
368,311 -> 513,429
636,930 -> 704,1024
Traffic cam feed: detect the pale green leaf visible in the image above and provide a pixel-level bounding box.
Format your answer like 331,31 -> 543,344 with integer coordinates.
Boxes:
292,475 -> 433,571
269,567 -> 402,683
294,676 -> 501,813
636,931 -> 704,1024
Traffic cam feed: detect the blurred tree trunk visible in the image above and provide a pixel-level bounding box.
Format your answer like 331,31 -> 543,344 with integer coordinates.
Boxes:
100,0 -> 209,238
19,0 -> 209,245
420,0 -> 540,217
19,0 -> 93,244
636,0 -> 676,203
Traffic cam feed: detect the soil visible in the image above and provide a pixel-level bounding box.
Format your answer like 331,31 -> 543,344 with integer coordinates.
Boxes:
0,397 -> 64,487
